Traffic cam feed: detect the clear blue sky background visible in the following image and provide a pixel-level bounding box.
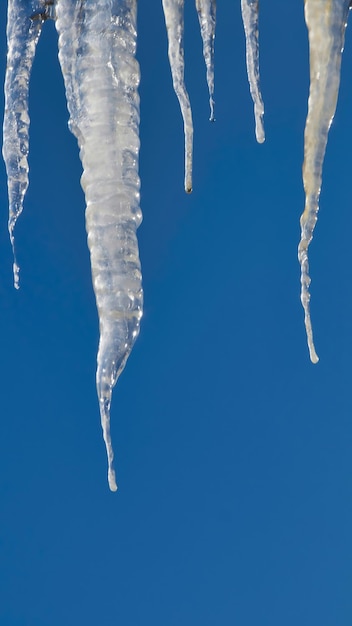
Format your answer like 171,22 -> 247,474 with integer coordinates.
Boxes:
1,2 -> 352,625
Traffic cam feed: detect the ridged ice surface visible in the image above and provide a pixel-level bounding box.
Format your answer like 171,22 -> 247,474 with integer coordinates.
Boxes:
299,0 -> 351,363
55,0 -> 142,491
2,0 -> 44,288
241,0 -> 265,143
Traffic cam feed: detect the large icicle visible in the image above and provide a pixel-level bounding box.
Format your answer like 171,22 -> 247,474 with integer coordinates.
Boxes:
195,0 -> 216,121
2,0 -> 44,288
162,0 -> 193,193
241,0 -> 265,143
299,0 -> 350,363
56,0 -> 143,491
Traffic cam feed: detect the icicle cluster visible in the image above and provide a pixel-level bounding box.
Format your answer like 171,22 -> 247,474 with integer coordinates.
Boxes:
161,0 -> 264,192
2,0 -> 263,490
3,0 -> 350,490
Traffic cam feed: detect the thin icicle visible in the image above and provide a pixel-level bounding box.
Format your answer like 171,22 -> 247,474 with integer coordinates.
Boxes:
2,0 -> 44,288
299,0 -> 350,363
162,0 -> 193,193
241,0 -> 265,143
56,0 -> 143,491
195,0 -> 216,121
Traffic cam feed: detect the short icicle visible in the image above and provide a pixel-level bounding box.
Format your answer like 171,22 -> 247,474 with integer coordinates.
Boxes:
162,0 -> 193,193
195,0 -> 216,121
240,0 -> 265,143
299,0 -> 351,363
3,0 -> 44,288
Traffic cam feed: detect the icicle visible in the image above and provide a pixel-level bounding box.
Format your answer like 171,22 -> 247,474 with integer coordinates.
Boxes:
162,0 -> 193,193
195,0 -> 216,121
56,0 -> 143,491
2,0 -> 44,288
241,0 -> 265,143
299,0 -> 351,363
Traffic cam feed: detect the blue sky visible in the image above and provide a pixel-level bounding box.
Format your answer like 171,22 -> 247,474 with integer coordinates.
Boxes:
1,2 -> 352,625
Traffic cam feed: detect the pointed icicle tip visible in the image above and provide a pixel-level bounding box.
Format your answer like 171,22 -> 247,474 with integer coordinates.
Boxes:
9,223 -> 20,289
209,97 -> 215,122
298,238 -> 319,364
99,394 -> 118,492
108,469 -> 118,492
13,263 -> 20,290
